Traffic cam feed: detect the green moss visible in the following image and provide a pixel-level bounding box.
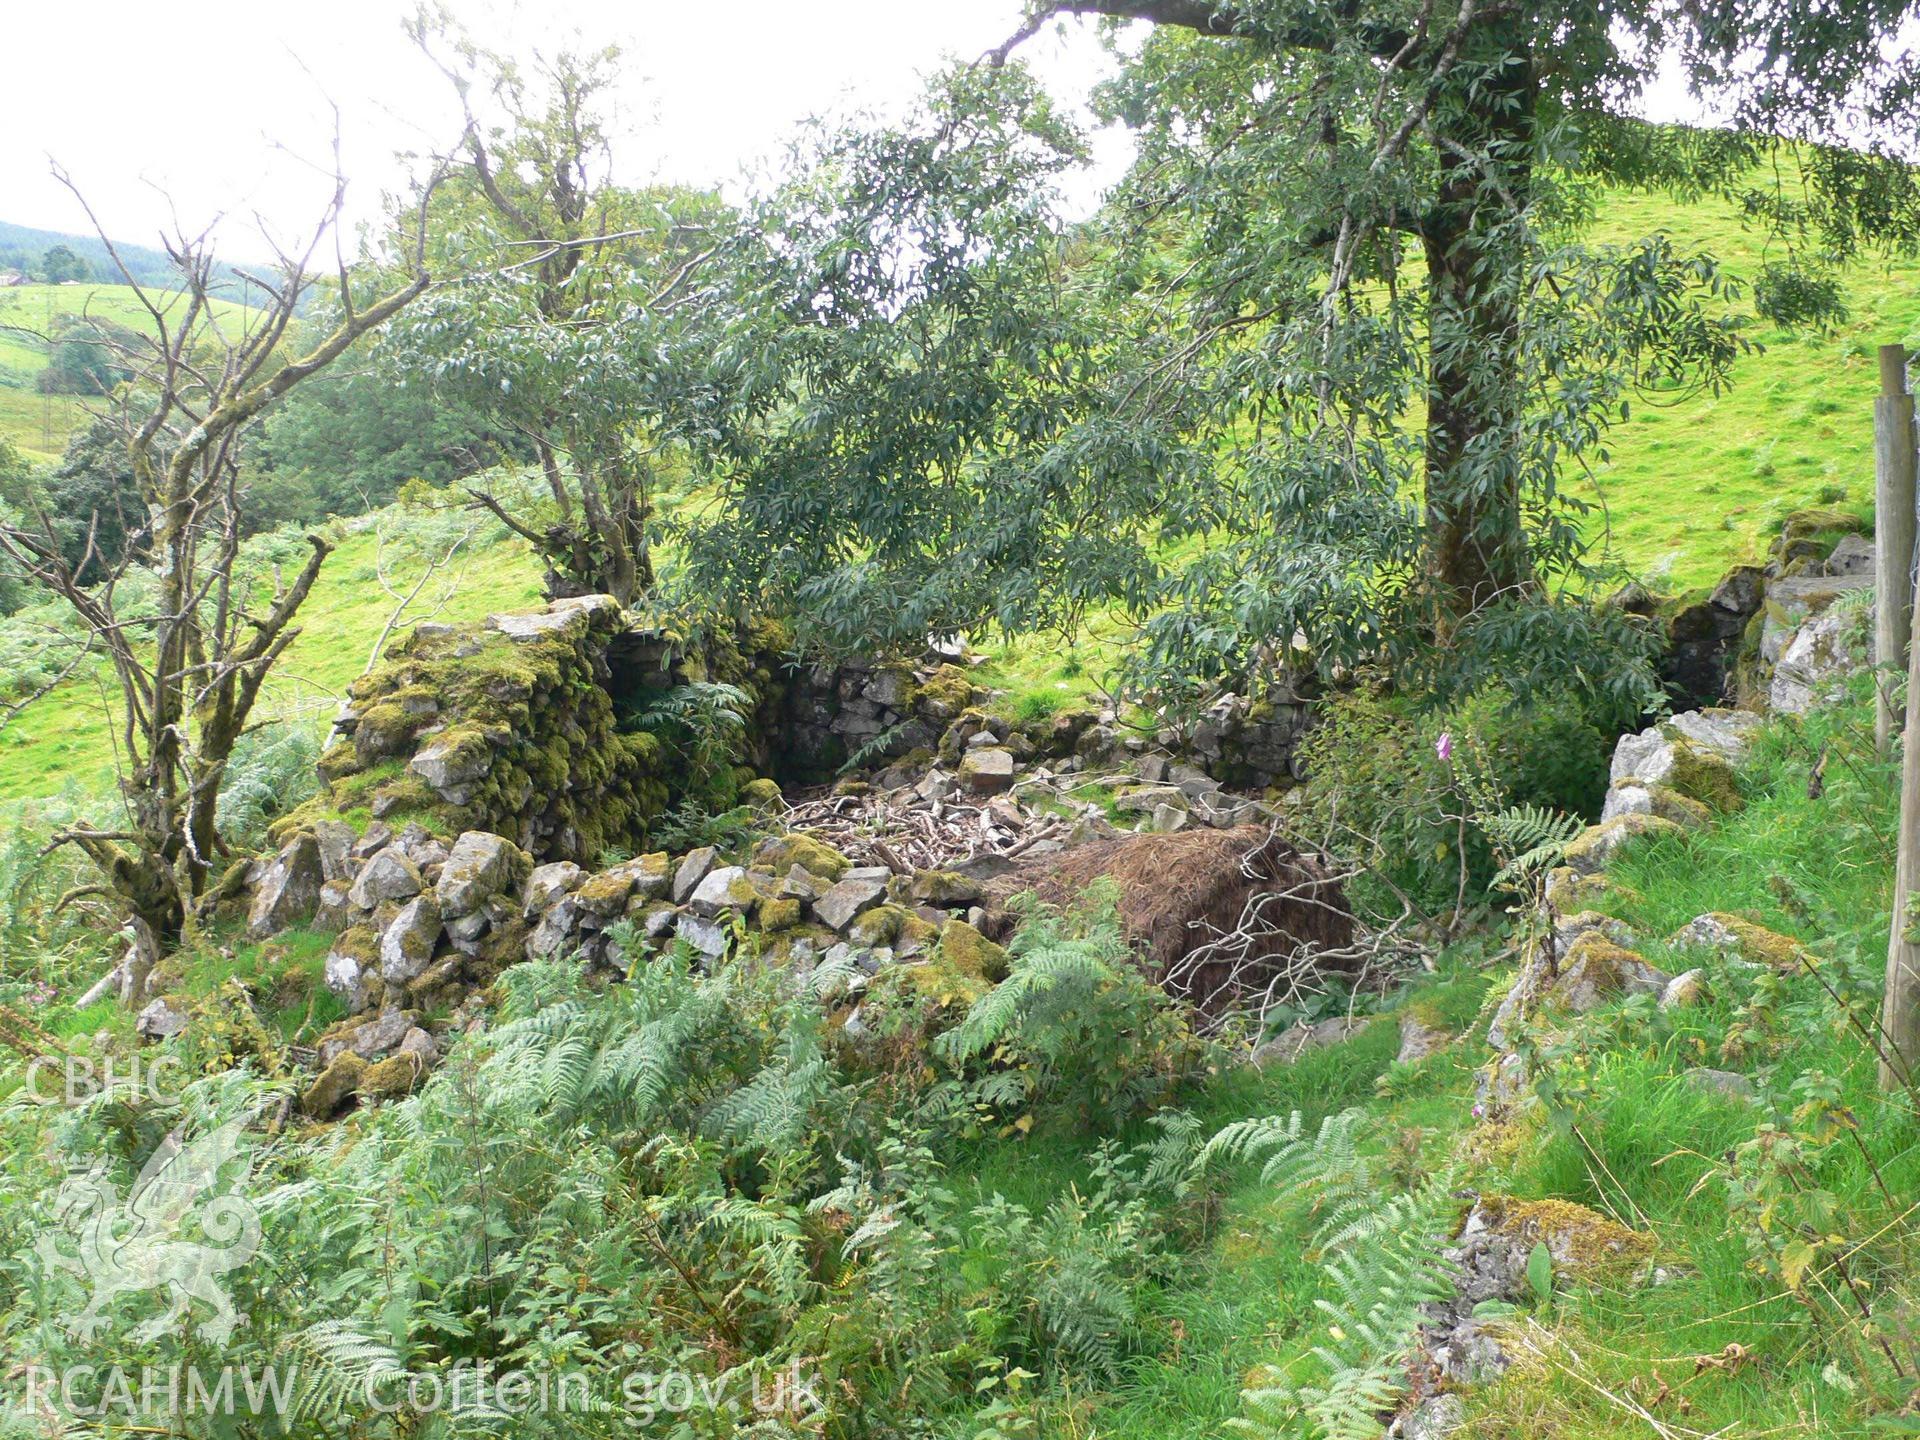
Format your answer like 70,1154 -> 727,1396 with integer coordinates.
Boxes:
936,919 -> 1009,984
850,904 -> 906,949
1681,912 -> 1805,968
1640,784 -> 1714,828
909,869 -> 980,905
301,1053 -> 367,1117
1660,738 -> 1744,813
758,833 -> 853,882
895,910 -> 940,957
916,665 -> 975,720
361,1054 -> 428,1101
331,924 -> 380,968
1474,1195 -> 1655,1274
760,897 -> 803,932
741,777 -> 784,808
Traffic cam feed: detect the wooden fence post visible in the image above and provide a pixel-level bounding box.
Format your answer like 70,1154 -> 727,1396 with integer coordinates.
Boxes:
1882,346 -> 1920,1089
1876,344 -> 1917,756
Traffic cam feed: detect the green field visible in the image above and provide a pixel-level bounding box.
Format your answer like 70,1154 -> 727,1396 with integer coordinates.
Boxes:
0,521 -> 545,802
1583,188 -> 1920,590
0,282 -> 255,460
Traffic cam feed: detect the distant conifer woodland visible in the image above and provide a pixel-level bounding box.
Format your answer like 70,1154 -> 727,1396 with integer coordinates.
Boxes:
2,2 -> 1920,1435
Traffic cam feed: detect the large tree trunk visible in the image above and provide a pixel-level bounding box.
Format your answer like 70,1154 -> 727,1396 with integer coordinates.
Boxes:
1420,38 -> 1537,620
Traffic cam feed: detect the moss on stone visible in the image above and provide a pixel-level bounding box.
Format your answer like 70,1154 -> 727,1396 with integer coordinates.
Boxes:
1642,785 -> 1713,828
908,869 -> 980,906
1475,1195 -> 1655,1274
1659,737 -> 1743,812
885,951 -> 989,1010
850,904 -> 906,949
575,869 -> 638,914
361,1054 -> 428,1101
758,833 -> 853,882
301,1053 -> 366,1117
1561,813 -> 1684,875
760,897 -> 803,932
331,924 -> 380,968
917,665 -> 976,720
741,777 -> 784,808
895,910 -> 940,958
1553,933 -> 1657,998
937,919 -> 1009,984
1679,912 -> 1805,968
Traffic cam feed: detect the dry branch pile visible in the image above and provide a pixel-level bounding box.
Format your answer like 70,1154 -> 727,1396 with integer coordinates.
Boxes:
779,786 -> 1082,873
979,825 -> 1359,1014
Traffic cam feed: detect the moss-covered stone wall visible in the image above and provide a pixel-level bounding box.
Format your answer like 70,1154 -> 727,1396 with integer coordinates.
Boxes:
284,595 -> 675,864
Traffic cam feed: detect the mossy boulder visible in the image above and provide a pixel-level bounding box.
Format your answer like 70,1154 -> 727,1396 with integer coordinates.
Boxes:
1561,814 -> 1684,876
936,919 -> 1009,984
1602,783 -> 1712,830
1669,912 -> 1805,969
1660,740 -> 1743,813
741,777 -> 784,808
301,1048 -> 431,1119
301,1053 -> 369,1118
1546,933 -> 1671,1013
916,665 -> 977,721
1771,507 -> 1870,575
894,910 -> 940,958
316,596 -> 699,866
754,833 -> 853,883
849,904 -> 907,950
759,897 -> 803,932
908,869 -> 983,906
1459,1196 -> 1654,1293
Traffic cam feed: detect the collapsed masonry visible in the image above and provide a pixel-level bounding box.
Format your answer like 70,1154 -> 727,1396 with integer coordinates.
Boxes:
209,508 -> 1874,1119
219,591 -> 1348,1118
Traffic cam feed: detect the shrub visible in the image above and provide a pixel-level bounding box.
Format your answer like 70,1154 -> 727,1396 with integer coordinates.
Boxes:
1294,685 -> 1616,915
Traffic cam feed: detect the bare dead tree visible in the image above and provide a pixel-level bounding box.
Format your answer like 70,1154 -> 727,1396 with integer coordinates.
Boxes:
0,153 -> 441,1004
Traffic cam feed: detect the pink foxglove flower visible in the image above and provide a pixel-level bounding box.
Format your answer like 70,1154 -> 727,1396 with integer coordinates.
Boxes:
1435,731 -> 1454,763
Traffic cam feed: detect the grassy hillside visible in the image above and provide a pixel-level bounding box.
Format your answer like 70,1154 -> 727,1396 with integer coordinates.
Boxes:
0,519 -> 544,803
0,282 -> 256,460
0,218 -> 249,293
1583,188 -> 1920,591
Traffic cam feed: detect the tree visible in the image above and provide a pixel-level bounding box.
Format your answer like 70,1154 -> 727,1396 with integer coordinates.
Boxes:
256,330 -> 530,518
1018,0 -> 1917,615
384,10 -> 727,607
677,65 -> 1167,656
39,243 -> 89,284
36,312 -> 133,395
0,161 -> 439,1002
685,1 -> 1917,714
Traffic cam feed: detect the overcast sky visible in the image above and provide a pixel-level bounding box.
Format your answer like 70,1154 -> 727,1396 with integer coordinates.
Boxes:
0,1 -> 1135,260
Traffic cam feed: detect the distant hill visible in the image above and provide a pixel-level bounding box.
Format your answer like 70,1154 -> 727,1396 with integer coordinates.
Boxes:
0,219 -> 253,296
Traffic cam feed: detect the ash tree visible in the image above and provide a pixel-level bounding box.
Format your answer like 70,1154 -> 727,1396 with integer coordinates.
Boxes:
384,10 -> 731,608
1031,0 -> 1918,711
675,65 -> 1177,656
0,165 -> 439,1002
682,0 -> 1918,716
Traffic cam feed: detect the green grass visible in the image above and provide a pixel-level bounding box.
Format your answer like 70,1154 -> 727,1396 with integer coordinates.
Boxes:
5,182 -> 1918,805
0,282 -> 257,460
0,517 -> 545,802
962,684 -> 1910,1439
1581,188 -> 1920,591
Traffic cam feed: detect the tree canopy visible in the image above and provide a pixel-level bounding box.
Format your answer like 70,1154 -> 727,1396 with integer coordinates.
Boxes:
658,0 -> 1918,718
